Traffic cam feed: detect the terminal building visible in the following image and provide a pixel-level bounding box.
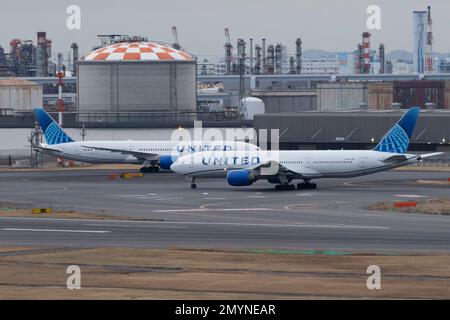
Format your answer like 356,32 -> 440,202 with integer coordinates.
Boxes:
254,109 -> 450,153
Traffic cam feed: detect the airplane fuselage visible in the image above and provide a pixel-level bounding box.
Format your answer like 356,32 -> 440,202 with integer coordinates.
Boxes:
171,150 -> 421,180
40,141 -> 258,164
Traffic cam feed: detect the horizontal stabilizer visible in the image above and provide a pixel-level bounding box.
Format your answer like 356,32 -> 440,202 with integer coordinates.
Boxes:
418,152 -> 444,160
37,144 -> 63,153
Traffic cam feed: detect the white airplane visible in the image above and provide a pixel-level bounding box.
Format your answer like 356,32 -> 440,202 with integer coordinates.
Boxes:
171,107 -> 442,189
33,108 -> 259,172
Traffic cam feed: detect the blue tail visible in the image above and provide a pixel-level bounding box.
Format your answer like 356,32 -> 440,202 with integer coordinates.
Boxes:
373,107 -> 420,153
33,108 -> 74,145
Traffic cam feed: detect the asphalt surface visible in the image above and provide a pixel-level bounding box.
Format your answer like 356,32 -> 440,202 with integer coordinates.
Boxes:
0,169 -> 449,253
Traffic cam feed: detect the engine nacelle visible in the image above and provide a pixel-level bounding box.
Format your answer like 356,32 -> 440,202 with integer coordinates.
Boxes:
227,170 -> 255,186
159,155 -> 178,170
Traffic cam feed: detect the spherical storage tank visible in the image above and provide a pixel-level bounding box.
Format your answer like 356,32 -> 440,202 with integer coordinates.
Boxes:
77,42 -> 196,115
241,97 -> 265,120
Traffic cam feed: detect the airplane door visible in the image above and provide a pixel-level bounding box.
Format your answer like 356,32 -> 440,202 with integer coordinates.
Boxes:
305,157 -> 312,168
359,157 -> 369,169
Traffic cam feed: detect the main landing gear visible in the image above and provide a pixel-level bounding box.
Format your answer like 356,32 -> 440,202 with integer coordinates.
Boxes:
274,180 -> 317,191
140,165 -> 160,173
190,177 -> 197,189
296,180 -> 317,190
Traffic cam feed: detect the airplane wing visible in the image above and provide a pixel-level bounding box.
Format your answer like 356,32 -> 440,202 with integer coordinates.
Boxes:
36,144 -> 63,153
250,160 -> 294,176
247,159 -> 321,181
81,145 -> 160,161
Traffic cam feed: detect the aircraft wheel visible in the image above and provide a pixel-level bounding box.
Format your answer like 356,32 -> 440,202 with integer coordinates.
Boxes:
310,183 -> 317,189
190,183 -> 197,189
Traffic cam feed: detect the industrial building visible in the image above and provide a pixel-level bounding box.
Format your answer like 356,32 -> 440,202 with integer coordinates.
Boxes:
0,32 -> 56,78
198,74 -> 450,113
77,41 -> 196,123
0,78 -> 42,114
254,109 -> 450,152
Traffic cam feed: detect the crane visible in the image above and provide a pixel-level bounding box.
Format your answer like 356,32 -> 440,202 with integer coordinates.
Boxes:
172,26 -> 180,50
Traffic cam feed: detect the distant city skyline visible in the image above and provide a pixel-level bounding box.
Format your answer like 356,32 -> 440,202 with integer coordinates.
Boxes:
1,0 -> 449,59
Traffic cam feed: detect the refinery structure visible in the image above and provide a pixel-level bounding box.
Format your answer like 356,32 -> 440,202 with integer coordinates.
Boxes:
0,5 -> 449,150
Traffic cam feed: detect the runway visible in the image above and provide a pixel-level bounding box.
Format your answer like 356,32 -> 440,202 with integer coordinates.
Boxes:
0,169 -> 449,253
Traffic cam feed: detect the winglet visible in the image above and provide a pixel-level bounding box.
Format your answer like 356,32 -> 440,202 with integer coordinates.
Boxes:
373,107 -> 420,154
33,108 -> 74,145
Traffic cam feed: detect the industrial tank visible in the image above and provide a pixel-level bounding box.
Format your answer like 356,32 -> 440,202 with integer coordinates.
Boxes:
77,42 -> 196,116
242,97 -> 265,120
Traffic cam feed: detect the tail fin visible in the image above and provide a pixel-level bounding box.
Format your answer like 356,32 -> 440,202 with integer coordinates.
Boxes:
33,108 -> 74,145
373,107 -> 420,153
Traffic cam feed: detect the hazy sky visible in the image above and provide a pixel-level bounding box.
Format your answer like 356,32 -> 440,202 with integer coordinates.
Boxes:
1,0 -> 449,59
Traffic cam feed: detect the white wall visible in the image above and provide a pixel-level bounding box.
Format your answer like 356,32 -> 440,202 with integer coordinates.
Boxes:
0,85 -> 43,111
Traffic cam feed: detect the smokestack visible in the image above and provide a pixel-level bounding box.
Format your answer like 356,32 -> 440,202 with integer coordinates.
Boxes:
71,42 -> 79,77
224,28 -> 233,75
249,38 -> 253,75
289,56 -> 295,74
362,32 -> 371,73
275,43 -> 282,74
425,5 -> 434,73
255,44 -> 261,75
237,38 -> 246,75
379,44 -> 385,74
262,38 -> 266,74
267,44 -> 274,74
295,38 -> 302,74
36,32 -> 47,77
57,53 -> 63,73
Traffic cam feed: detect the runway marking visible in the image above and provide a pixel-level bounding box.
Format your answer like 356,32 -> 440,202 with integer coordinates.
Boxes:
204,198 -> 227,200
393,194 -> 427,198
126,221 -> 389,230
1,228 -> 110,234
248,196 -> 267,198
153,208 -> 275,213
284,203 -> 328,210
296,193 -> 316,197
85,224 -> 187,229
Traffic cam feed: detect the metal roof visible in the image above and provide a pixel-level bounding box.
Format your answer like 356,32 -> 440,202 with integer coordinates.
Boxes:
0,78 -> 39,86
83,41 -> 193,62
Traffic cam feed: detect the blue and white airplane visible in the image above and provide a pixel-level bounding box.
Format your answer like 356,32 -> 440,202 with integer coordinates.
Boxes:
170,107 -> 442,189
33,108 -> 259,172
